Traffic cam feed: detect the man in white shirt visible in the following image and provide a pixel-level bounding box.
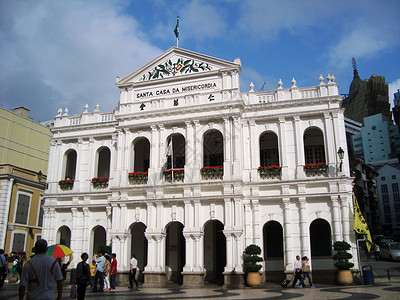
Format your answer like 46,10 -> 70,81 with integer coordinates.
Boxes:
19,239 -> 63,300
129,254 -> 139,289
291,255 -> 304,288
93,251 -> 106,292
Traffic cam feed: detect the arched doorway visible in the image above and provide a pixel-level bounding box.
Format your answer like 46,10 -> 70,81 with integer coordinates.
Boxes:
259,131 -> 280,167
130,222 -> 148,283
57,226 -> 71,247
204,220 -> 226,286
263,220 -> 284,282
64,150 -> 77,179
310,219 -> 332,257
304,127 -> 326,164
165,222 -> 185,284
97,147 -> 111,178
309,218 -> 333,283
203,130 -> 224,167
92,226 -> 106,254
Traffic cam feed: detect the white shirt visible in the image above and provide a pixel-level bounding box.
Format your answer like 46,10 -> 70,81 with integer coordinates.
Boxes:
294,259 -> 302,271
20,253 -> 62,300
130,257 -> 138,269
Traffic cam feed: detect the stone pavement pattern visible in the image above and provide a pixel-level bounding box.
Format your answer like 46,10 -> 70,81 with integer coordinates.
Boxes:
1,259 -> 400,299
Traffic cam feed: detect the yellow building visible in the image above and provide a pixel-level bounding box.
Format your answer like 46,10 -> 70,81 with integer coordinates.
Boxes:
0,107 -> 51,258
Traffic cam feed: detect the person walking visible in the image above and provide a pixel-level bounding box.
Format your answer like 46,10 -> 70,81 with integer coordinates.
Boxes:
374,243 -> 380,261
93,251 -> 105,292
109,253 -> 117,292
103,255 -> 111,291
301,256 -> 316,288
129,254 -> 139,290
75,253 -> 91,300
291,255 -> 304,288
6,257 -> 20,283
19,239 -> 63,300
0,249 -> 7,288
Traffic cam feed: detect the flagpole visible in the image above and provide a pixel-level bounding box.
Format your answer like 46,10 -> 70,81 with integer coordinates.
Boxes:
171,136 -> 174,183
174,16 -> 179,48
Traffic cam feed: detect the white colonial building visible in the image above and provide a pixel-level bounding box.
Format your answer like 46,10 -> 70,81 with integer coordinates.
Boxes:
42,47 -> 356,287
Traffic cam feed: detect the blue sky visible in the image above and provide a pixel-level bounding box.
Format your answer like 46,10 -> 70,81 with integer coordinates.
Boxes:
1,0 -> 399,122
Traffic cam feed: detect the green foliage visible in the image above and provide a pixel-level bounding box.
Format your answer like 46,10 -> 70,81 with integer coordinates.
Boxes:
333,241 -> 351,251
243,244 -> 263,273
333,241 -> 353,270
97,245 -> 111,255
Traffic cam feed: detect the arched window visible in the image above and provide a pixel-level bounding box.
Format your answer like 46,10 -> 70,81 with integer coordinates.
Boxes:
203,130 -> 223,167
259,131 -> 279,166
133,138 -> 150,172
64,149 -> 77,179
304,127 -> 326,164
166,134 -> 185,169
97,147 -> 111,178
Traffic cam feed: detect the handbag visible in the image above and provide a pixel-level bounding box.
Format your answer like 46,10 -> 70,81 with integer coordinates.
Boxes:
70,284 -> 77,299
303,265 -> 310,272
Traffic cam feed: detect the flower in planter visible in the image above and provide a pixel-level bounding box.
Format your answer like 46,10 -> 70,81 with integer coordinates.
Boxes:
258,165 -> 282,173
128,171 -> 148,180
303,162 -> 327,170
164,169 -> 184,175
11,250 -> 26,255
91,177 -> 109,185
200,166 -> 223,174
59,179 -> 74,188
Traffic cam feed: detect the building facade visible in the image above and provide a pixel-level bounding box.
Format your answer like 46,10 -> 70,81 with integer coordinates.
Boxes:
42,47 -> 355,286
0,107 -> 51,257
373,160 -> 400,240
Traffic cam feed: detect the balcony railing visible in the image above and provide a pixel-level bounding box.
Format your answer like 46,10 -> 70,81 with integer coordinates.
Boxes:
164,169 -> 184,182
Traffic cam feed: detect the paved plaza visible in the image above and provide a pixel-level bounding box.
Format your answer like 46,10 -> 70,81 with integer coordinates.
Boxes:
1,259 -> 400,299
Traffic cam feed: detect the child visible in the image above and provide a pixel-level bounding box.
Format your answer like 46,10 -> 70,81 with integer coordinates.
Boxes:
5,258 -> 20,284
89,260 -> 97,289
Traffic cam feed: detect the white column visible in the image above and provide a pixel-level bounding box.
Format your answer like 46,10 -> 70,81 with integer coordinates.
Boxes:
283,198 -> 293,270
279,117 -> 289,179
299,197 -> 308,254
232,116 -> 241,180
106,206 -> 112,245
243,199 -> 252,245
224,233 -> 233,272
224,198 -> 232,230
114,129 -> 123,186
242,121 -> 250,181
185,121 -> 193,182
294,116 -> 305,179
331,196 -> 341,242
193,120 -> 201,181
47,141 -> 56,189
83,207 -> 90,253
88,138 -> 95,182
340,194 -> 351,243
223,117 -> 232,180
148,125 -> 158,185
194,200 -> 200,230
252,200 -> 261,246
249,121 -> 258,181
323,112 -> 335,176
157,125 -> 165,184
183,233 -> 193,272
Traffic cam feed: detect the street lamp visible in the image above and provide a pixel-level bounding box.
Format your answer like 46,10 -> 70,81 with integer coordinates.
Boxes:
37,170 -> 43,182
337,147 -> 344,172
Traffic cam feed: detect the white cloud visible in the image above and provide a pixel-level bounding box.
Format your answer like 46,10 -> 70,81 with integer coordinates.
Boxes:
0,0 -> 161,120
180,0 -> 228,40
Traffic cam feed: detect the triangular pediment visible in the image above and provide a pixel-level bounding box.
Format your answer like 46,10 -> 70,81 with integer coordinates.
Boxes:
117,47 -> 241,86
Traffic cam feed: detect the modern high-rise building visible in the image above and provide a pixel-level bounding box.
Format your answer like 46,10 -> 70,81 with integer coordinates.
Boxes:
0,107 -> 51,258
342,60 -> 391,124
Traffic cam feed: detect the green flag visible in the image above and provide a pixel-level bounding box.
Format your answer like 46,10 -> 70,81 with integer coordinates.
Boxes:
174,16 -> 179,39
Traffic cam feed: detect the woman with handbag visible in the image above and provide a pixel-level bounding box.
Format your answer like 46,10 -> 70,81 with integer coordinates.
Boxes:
301,256 -> 316,288
75,253 -> 91,300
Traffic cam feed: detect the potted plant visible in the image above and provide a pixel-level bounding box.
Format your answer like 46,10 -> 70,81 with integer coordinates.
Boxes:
258,165 -> 282,178
200,166 -> 223,179
243,244 -> 263,286
333,241 -> 354,285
